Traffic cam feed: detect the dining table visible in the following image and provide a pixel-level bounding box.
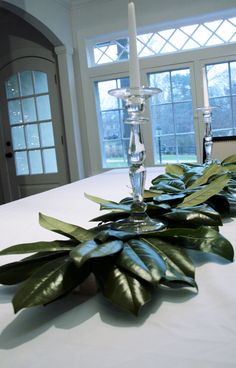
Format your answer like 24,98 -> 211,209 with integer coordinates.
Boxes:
0,167 -> 235,368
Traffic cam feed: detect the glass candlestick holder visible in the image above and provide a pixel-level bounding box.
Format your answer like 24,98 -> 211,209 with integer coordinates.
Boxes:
108,87 -> 165,233
196,106 -> 216,165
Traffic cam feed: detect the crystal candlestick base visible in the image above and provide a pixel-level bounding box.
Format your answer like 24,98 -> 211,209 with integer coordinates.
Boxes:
108,87 -> 165,233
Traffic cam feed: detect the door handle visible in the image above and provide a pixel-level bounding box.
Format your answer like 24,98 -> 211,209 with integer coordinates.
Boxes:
5,152 -> 13,158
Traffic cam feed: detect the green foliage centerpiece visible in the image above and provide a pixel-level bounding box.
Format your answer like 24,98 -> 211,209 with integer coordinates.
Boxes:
0,156 -> 235,316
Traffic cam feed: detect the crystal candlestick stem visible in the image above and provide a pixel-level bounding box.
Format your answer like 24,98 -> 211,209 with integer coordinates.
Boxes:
197,107 -> 215,164
108,87 -> 165,233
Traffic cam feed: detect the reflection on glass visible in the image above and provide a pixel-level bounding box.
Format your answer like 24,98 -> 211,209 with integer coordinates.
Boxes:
174,102 -> 193,133
98,80 -> 118,110
34,71 -> 48,94
19,71 -> 34,96
8,100 -> 23,125
39,122 -> 54,147
36,95 -> 51,121
29,150 -> 43,174
25,124 -> 40,148
207,63 -> 229,97
12,126 -> 26,150
172,70 -> 191,102
231,61 -> 236,94
15,151 -> 29,176
42,148 -> 58,173
5,75 -> 20,99
22,98 -> 36,122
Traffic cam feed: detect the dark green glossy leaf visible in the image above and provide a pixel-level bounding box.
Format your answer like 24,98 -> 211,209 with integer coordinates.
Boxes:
153,193 -> 186,203
70,239 -> 123,268
0,251 -> 67,285
0,240 -> 75,256
85,193 -> 130,212
12,256 -> 90,313
177,174 -> 231,208
140,238 -> 196,289
163,205 -> 222,226
95,228 -> 137,242
39,213 -> 95,242
151,226 -> 234,261
90,211 -> 129,223
116,239 -> 166,284
96,264 -> 152,315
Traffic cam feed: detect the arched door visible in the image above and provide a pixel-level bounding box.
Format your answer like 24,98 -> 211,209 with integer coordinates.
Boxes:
0,57 -> 69,203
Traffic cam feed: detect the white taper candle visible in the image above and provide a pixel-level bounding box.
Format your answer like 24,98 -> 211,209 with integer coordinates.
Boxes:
128,1 -> 141,88
203,67 -> 209,107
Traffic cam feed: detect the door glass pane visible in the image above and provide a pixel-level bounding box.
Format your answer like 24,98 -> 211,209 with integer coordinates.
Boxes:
12,126 -> 26,150
34,71 -> 48,94
25,124 -> 40,148
36,95 -> 51,121
15,151 -> 29,176
39,122 -> 54,147
230,61 -> 236,94
8,100 -> 23,125
206,61 -> 236,136
42,148 -> 58,173
5,75 -> 20,98
96,77 -> 129,168
19,71 -> 34,96
22,97 -> 36,122
149,68 -> 196,164
29,150 -> 43,174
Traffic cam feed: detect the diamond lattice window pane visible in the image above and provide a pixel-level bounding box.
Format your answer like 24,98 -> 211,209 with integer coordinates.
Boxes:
205,34 -> 223,46
159,29 -> 175,40
148,34 -> 166,53
229,17 -> 236,26
204,20 -> 223,32
182,38 -> 200,50
215,20 -> 236,41
192,25 -> 212,45
180,24 -> 199,35
168,29 -> 189,49
160,43 -> 177,53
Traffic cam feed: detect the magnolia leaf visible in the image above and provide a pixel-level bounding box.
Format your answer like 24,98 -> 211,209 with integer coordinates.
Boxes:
0,251 -> 67,285
85,193 -> 130,212
187,162 -> 224,189
221,163 -> 236,173
152,226 -> 234,261
163,206 -> 222,227
12,257 -> 90,313
90,211 -> 129,223
165,164 -> 185,176
95,228 -> 137,242
153,193 -> 186,203
177,173 -> 231,208
142,237 -> 196,288
0,240 -> 75,256
39,213 -> 95,242
144,189 -> 162,198
97,264 -> 152,315
222,154 -> 236,164
116,240 -> 166,284
151,173 -> 180,185
151,182 -> 183,193
70,239 -> 123,268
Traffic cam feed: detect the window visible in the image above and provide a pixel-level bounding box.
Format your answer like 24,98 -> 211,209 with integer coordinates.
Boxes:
96,77 -> 130,168
206,61 -> 236,136
5,71 -> 58,176
89,16 -> 236,67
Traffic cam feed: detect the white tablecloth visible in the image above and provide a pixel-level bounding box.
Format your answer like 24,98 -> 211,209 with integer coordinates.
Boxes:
0,167 -> 235,368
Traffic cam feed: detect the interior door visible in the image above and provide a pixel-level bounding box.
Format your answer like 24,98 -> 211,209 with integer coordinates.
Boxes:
0,57 -> 69,203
